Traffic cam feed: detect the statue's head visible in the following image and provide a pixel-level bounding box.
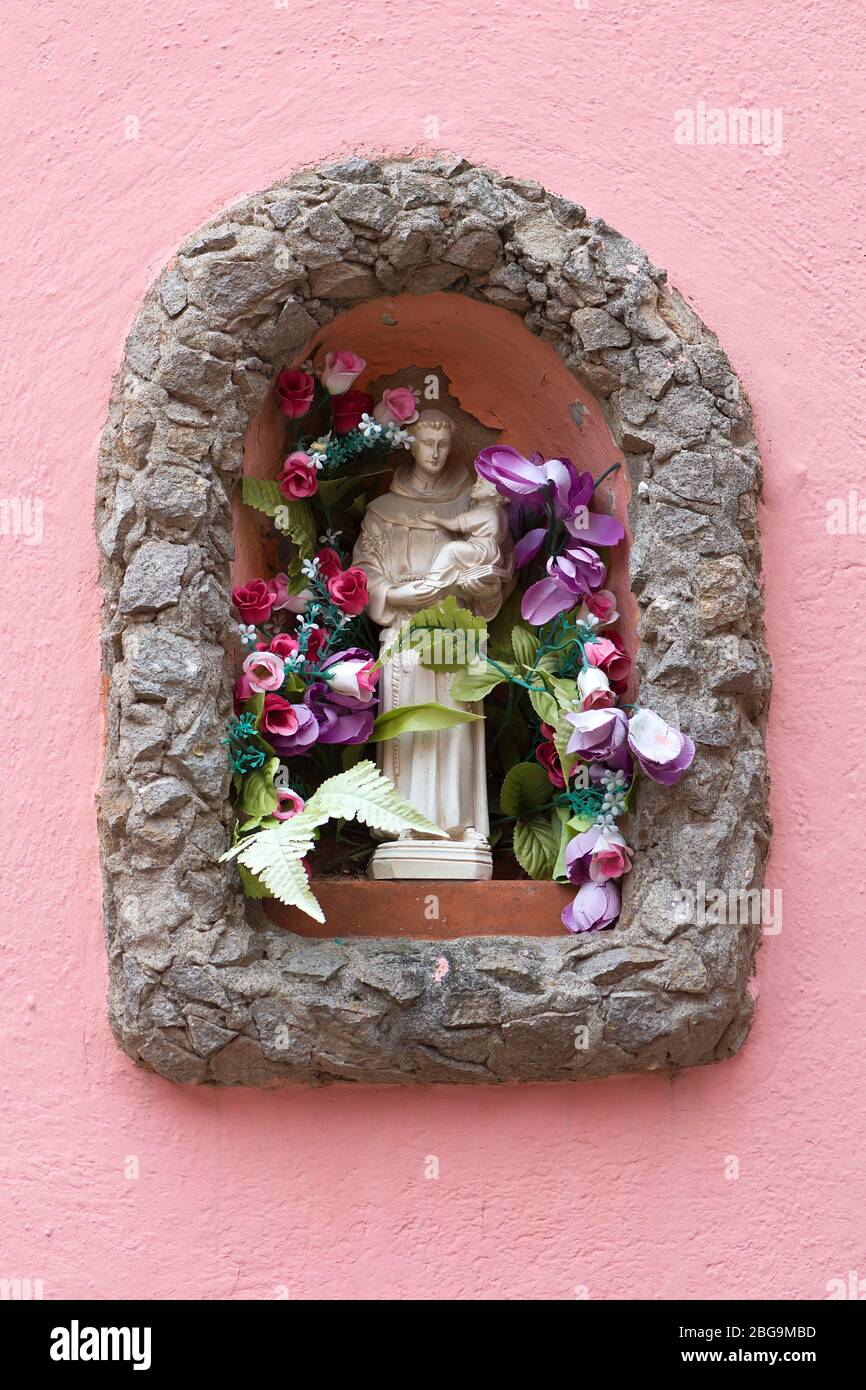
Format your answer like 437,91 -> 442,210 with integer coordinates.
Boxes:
408,409 -> 454,479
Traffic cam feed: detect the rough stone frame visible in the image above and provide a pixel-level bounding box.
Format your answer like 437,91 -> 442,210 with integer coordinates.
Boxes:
96,155 -> 771,1087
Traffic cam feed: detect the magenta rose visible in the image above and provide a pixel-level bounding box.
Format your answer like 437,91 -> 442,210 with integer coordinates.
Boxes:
278,452 -> 318,500
276,369 -> 315,419
327,566 -> 369,616
373,386 -> 419,426
332,388 -> 373,435
535,738 -> 565,789
321,350 -> 366,396
233,578 -> 274,626
260,694 -> 319,755
270,632 -> 300,661
582,588 -> 619,627
315,547 -> 343,581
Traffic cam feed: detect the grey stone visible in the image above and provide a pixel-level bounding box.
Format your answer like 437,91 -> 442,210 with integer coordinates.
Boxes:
307,262 -> 379,300
119,540 -> 189,614
445,229 -> 501,271
156,343 -> 233,409
572,307 -> 631,351
136,466 -> 209,529
330,185 -> 398,233
160,270 -> 188,318
138,776 -> 191,817
125,627 -> 206,702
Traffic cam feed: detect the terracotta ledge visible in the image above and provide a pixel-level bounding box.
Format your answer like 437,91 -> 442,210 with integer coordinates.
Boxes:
265,878 -> 574,938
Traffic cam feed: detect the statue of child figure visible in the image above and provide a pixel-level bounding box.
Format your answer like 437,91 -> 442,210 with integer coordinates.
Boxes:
417,474 -> 511,600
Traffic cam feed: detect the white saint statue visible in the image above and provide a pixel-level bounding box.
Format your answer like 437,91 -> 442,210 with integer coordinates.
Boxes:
352,408 -> 514,879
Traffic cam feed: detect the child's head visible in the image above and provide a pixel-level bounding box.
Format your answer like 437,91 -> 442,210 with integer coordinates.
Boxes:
470,475 -> 503,502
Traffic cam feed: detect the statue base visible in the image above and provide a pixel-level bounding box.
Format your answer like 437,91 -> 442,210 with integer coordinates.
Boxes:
369,838 -> 493,881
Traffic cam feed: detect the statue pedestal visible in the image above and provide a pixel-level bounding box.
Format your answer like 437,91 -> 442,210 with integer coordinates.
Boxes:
369,839 -> 493,881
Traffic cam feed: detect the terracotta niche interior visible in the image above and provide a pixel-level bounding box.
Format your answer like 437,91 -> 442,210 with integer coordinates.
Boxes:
234,292 -> 634,939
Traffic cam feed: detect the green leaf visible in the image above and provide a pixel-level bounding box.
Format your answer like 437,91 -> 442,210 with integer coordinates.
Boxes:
548,675 -> 578,709
487,587 -> 531,661
367,701 -> 483,743
238,756 -> 280,821
237,861 -> 274,900
552,806 -> 575,883
241,477 -> 284,516
527,686 -> 559,725
511,626 -> 539,669
409,593 -> 488,637
500,762 -> 552,819
513,813 -> 559,880
275,497 -> 317,558
450,660 -> 512,702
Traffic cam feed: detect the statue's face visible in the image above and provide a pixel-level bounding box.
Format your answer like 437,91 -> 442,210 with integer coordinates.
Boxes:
410,425 -> 452,478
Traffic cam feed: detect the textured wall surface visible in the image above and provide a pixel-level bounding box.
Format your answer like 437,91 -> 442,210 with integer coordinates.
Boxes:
1,0 -> 863,1297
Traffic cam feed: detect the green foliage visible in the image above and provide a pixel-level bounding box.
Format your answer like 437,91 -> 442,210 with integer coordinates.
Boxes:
367,701 -> 483,743
224,761 -> 446,922
238,755 -> 280,823
241,477 -> 284,517
449,660 -> 512,703
274,497 -> 317,558
500,762 -> 551,819
527,685 -> 559,726
487,586 -> 531,660
513,813 -> 560,880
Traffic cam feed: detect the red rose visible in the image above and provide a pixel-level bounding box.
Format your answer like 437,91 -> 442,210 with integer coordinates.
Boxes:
584,633 -> 631,692
304,626 -> 328,662
327,566 -> 369,616
233,674 -> 253,714
276,370 -> 315,419
232,578 -> 274,625
270,633 -> 300,660
278,452 -> 318,500
332,389 -> 373,435
535,739 -> 566,789
316,547 -> 343,581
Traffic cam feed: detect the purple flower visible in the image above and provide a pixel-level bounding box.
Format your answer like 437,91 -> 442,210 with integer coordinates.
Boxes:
561,880 -> 621,933
475,445 -> 547,499
627,708 -> 695,785
521,544 -> 607,624
565,707 -> 628,762
565,825 -> 633,885
304,682 -> 375,745
260,696 -> 319,756
513,527 -> 547,568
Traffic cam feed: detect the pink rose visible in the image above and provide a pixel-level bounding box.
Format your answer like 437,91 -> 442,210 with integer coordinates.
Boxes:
278,452 -> 318,500
327,566 -> 369,616
583,589 -> 619,627
273,786 -> 306,821
584,634 -> 631,692
326,657 -> 379,703
261,694 -> 319,755
592,831 -> 633,882
332,388 -> 373,435
321,350 -> 366,396
315,547 -> 343,581
373,386 -> 419,427
267,574 -> 297,611
276,369 -> 315,419
233,578 -> 274,626
242,650 -> 286,693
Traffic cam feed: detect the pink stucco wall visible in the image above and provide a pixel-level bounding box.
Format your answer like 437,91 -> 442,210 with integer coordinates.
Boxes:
2,1 -> 863,1300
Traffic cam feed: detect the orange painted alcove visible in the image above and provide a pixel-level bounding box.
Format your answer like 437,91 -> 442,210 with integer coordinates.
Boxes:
234,291 -> 635,939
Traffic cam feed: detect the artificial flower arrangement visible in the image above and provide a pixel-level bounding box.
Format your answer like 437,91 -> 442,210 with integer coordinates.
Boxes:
222,350 -> 695,932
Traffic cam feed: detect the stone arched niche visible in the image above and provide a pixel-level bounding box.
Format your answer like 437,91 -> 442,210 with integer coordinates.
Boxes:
97,156 -> 771,1087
